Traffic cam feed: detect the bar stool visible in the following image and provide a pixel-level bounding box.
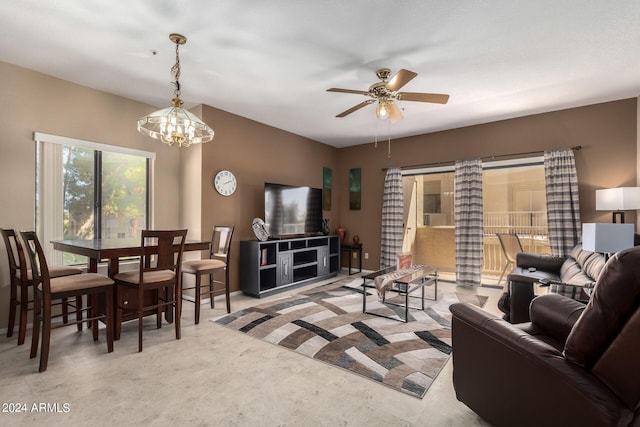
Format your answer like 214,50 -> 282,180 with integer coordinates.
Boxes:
1,228 -> 83,345
182,226 -> 234,323
20,231 -> 114,372
113,229 -> 187,352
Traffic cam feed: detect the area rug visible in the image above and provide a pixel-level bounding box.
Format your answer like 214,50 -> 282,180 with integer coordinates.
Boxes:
214,277 -> 488,398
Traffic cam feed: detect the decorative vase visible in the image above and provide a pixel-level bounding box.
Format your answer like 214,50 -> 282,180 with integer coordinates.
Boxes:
352,234 -> 360,245
336,226 -> 346,243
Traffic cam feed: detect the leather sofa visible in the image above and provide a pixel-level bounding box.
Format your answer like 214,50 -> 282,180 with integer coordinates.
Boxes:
497,244 -> 606,323
450,246 -> 640,427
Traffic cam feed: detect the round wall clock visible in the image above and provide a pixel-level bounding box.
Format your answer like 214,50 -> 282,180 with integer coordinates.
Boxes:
214,170 -> 237,196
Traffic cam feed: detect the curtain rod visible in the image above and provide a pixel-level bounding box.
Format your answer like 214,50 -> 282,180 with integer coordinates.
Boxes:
382,145 -> 582,172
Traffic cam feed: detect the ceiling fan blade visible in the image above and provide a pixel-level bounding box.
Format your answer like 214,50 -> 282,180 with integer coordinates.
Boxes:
385,69 -> 417,91
397,92 -> 450,104
387,100 -> 404,123
327,88 -> 370,95
336,99 -> 375,117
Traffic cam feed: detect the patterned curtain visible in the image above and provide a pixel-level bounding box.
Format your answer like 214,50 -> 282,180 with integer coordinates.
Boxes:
380,167 -> 404,268
454,159 -> 483,287
544,148 -> 581,257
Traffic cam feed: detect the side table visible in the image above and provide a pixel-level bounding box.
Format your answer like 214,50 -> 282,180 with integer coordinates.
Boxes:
340,243 -> 363,275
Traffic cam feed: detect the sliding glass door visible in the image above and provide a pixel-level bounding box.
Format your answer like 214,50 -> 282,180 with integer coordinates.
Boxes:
402,159 -> 550,284
482,164 -> 550,283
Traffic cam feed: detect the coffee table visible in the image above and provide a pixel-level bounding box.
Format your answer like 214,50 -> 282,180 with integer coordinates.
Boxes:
361,265 -> 438,322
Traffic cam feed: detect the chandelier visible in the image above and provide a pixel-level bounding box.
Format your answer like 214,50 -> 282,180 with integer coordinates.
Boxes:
137,33 -> 214,147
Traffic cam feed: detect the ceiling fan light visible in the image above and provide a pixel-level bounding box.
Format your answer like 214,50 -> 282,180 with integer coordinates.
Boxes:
376,101 -> 389,119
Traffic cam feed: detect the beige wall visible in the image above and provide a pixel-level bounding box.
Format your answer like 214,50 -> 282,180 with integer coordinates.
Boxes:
198,105 -> 340,294
0,60 -> 196,330
0,59 -> 638,330
337,99 -> 638,270
0,61 -> 340,330
0,61 -> 187,329
0,61 -> 190,228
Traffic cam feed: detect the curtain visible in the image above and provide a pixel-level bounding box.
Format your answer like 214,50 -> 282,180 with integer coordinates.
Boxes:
380,167 -> 403,268
454,159 -> 483,287
38,141 -> 65,265
544,148 -> 581,257
544,148 -> 581,297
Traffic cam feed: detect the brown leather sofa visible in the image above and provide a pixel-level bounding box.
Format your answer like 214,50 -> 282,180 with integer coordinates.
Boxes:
451,246 -> 640,427
498,245 -> 606,323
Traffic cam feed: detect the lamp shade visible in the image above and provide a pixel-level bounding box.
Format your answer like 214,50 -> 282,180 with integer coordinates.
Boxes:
595,187 -> 640,211
582,223 -> 634,254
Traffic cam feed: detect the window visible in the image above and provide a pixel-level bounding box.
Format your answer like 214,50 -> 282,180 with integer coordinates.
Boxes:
34,133 -> 154,265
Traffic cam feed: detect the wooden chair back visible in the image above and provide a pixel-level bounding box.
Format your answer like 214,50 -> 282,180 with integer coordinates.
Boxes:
19,231 -> 50,293
1,228 -> 20,279
210,226 -> 234,263
139,229 -> 188,278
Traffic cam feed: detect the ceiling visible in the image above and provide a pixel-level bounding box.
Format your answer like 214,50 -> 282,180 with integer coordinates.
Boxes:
2,1 -> 640,148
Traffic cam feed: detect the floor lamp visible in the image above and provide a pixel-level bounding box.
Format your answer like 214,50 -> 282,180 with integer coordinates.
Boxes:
595,187 -> 640,223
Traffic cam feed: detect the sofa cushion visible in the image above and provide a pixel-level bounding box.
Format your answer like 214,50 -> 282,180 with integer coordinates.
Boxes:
564,246 -> 640,369
551,246 -> 605,298
528,293 -> 586,344
504,245 -> 606,323
570,245 -> 606,282
559,259 -> 596,287
516,294 -> 585,352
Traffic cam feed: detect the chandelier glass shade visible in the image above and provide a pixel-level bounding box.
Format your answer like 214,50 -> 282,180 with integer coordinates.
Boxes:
137,33 -> 214,148
137,96 -> 214,147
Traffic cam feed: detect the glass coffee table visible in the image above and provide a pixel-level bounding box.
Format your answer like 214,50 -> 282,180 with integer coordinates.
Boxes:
361,265 -> 438,322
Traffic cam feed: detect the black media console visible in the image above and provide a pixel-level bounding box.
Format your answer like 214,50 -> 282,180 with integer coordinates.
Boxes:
239,235 -> 340,297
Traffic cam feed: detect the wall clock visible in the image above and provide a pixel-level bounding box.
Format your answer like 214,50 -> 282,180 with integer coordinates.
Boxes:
214,170 -> 237,196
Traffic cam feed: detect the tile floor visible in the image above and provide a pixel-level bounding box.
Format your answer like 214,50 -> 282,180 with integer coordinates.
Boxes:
0,271 -> 501,426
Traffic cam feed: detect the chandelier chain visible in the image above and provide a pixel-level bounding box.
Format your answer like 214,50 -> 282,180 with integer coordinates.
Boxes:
171,42 -> 181,96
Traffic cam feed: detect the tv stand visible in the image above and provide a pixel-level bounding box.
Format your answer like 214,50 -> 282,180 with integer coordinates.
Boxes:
240,235 -> 340,297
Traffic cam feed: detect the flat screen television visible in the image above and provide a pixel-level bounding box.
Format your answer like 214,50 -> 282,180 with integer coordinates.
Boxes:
264,183 -> 323,237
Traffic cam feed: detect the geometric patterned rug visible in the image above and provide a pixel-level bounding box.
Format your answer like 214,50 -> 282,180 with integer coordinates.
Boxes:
214,277 -> 488,398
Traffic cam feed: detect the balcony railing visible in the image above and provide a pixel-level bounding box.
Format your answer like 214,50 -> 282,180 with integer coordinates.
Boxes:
483,211 -> 549,274
483,211 -> 548,237
413,211 -> 550,276
483,234 -> 550,275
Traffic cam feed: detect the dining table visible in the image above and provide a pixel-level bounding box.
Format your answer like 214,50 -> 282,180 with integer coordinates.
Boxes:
51,238 -> 210,339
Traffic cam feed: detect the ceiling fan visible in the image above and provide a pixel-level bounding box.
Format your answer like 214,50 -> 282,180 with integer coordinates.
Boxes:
327,68 -> 449,123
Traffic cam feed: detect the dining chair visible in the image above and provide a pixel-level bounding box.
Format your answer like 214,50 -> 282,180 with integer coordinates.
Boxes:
496,233 -> 524,286
114,229 -> 187,352
182,226 -> 234,323
19,231 -> 114,372
1,228 -> 83,345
